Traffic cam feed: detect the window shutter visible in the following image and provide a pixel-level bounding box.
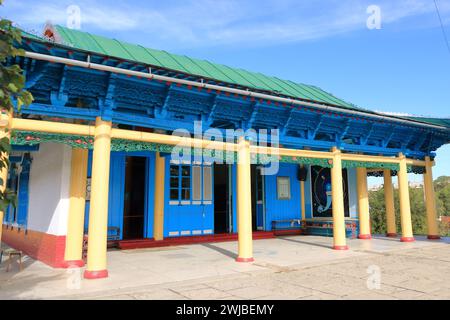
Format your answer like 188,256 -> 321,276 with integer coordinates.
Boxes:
192,166 -> 201,201
203,166 -> 212,201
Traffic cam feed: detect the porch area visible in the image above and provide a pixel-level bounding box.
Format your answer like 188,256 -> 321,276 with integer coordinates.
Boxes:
1,116 -> 442,279
2,22 -> 449,282
1,235 -> 449,300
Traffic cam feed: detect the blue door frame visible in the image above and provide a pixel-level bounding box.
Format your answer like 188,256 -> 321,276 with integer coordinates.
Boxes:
84,151 -> 155,240
254,165 -> 265,231
232,164 -> 238,233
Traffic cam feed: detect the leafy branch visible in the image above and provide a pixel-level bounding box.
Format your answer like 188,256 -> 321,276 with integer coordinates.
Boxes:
0,0 -> 34,212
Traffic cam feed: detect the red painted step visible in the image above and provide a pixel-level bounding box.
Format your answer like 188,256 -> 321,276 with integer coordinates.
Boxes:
116,231 -> 275,250
273,229 -> 305,236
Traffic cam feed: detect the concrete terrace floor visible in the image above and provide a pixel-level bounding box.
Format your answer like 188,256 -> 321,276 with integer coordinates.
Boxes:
0,235 -> 449,300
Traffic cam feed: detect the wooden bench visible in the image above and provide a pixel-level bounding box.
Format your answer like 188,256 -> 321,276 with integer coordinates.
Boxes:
4,250 -> 23,272
304,220 -> 358,238
82,226 -> 121,260
271,219 -> 305,235
271,219 -> 304,230
107,226 -> 121,243
271,218 -> 358,238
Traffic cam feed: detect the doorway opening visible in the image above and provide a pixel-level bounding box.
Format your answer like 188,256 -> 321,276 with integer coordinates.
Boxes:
251,165 -> 264,231
214,164 -> 231,234
122,156 -> 147,240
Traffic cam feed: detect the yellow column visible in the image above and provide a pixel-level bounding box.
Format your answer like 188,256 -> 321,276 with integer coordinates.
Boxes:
424,156 -> 440,240
398,153 -> 414,242
153,152 -> 165,241
356,167 -> 371,239
236,136 -> 254,262
383,169 -> 397,237
63,148 -> 88,267
0,111 -> 12,244
331,147 -> 348,250
84,117 -> 112,279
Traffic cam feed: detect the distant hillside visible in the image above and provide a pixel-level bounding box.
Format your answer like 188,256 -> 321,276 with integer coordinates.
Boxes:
435,176 -> 450,219
369,176 -> 450,236
435,176 -> 450,187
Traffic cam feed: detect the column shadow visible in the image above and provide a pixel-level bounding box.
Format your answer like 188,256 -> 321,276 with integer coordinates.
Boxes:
200,243 -> 238,260
277,236 -> 333,249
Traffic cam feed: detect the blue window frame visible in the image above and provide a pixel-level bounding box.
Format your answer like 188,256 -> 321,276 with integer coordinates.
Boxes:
180,165 -> 191,201
169,162 -> 212,205
170,164 -> 180,201
170,164 -> 191,203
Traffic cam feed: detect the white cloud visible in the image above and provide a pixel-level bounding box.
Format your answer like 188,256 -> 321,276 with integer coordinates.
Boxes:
3,1 -> 139,31
2,0 -> 450,48
376,111 -> 414,116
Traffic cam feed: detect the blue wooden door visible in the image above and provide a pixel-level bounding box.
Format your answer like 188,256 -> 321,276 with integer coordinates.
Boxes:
84,151 -> 125,235
84,151 -> 153,240
165,160 -> 214,237
17,156 -> 32,227
254,166 -> 265,230
107,152 -> 126,238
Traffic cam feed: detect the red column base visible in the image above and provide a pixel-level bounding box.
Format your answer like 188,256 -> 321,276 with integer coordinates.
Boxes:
358,234 -> 372,240
400,237 -> 415,242
386,233 -> 397,238
333,245 -> 349,250
427,235 -> 441,240
236,257 -> 255,263
84,269 -> 109,279
62,260 -> 85,268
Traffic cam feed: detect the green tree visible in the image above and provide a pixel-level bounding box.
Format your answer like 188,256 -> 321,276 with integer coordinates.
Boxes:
0,0 -> 33,213
368,187 -> 387,234
369,175 -> 450,236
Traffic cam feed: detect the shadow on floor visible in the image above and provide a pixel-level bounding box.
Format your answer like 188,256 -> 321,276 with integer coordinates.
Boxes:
277,236 -> 333,249
200,243 -> 238,260
371,234 -> 449,244
0,256 -> 35,273
0,244 -> 36,274
0,270 -> 69,299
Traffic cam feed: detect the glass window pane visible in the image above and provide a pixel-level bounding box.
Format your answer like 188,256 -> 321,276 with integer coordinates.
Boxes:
192,166 -> 201,201
170,165 -> 179,177
170,177 -> 179,189
181,177 -> 190,188
181,165 -> 190,177
181,188 -> 190,200
170,189 -> 179,200
203,166 -> 212,201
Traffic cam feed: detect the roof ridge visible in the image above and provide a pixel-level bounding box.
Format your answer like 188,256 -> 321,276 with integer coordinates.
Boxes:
50,24 -> 323,91
409,115 -> 450,119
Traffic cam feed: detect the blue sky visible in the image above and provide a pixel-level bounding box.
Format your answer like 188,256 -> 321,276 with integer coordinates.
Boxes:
1,0 -> 450,183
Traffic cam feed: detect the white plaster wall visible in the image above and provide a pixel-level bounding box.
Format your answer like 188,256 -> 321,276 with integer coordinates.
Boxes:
27,143 -> 72,235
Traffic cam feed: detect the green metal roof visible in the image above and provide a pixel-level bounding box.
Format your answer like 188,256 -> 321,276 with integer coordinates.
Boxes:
20,29 -> 45,41
53,25 -> 363,111
18,25 -> 450,130
406,117 -> 450,128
